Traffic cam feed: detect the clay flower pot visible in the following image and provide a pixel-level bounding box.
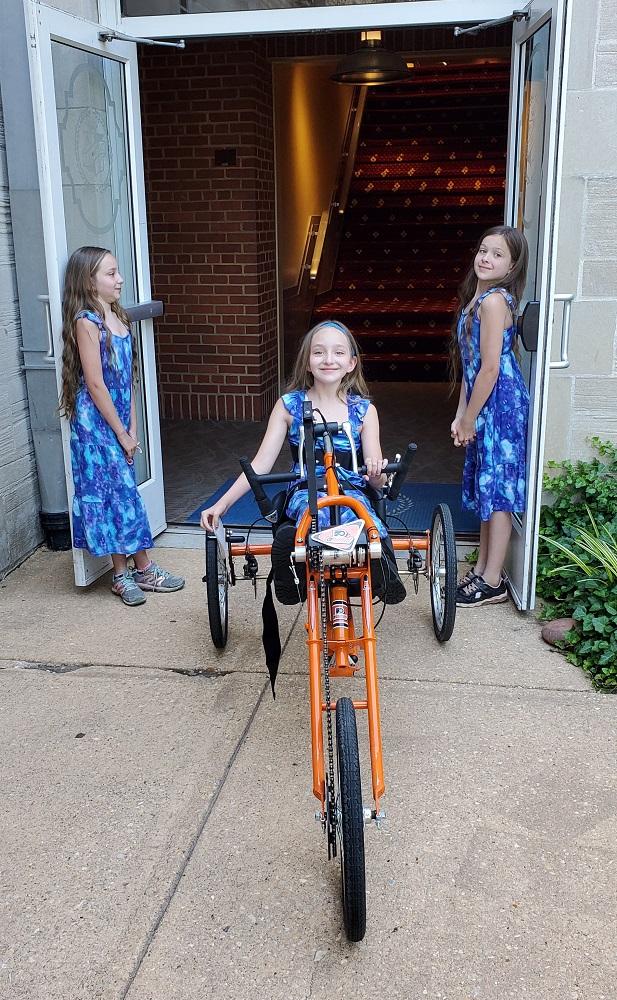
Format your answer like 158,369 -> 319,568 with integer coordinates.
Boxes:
541,617 -> 576,647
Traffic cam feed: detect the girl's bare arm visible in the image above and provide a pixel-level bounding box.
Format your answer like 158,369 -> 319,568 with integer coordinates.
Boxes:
129,392 -> 138,440
200,398 -> 290,529
458,294 -> 507,439
360,403 -> 387,487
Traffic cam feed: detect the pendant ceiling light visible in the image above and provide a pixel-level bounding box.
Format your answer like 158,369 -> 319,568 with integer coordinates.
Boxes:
331,31 -> 411,86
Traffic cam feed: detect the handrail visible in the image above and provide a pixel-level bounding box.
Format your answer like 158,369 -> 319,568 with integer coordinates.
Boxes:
298,87 -> 367,291
307,85 -> 367,289
335,86 -> 367,217
309,211 -> 328,281
297,214 -> 322,293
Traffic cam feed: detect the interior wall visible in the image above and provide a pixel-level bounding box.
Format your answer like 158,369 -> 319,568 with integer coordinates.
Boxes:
139,38 -> 278,422
273,61 -> 352,291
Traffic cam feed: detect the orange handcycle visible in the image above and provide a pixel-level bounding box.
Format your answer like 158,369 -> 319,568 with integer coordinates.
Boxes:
205,401 -> 457,940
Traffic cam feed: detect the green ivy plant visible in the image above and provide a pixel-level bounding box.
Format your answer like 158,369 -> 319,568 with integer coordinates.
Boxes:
538,439 -> 617,690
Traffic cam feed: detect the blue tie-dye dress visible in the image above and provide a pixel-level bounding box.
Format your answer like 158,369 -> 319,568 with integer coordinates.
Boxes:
457,287 -> 529,521
69,309 -> 153,556
281,390 -> 388,537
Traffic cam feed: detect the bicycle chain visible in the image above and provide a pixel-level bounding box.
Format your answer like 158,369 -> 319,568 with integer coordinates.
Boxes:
318,546 -> 337,858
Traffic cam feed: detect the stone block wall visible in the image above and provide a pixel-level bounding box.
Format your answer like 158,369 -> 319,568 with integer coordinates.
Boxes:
546,0 -> 617,460
0,94 -> 42,577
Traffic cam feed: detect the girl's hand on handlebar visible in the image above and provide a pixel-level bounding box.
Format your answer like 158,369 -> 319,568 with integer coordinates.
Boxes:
364,456 -> 388,487
200,501 -> 227,531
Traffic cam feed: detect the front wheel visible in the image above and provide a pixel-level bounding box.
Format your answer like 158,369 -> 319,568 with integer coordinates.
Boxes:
429,502 -> 457,642
336,698 -> 366,942
205,533 -> 229,648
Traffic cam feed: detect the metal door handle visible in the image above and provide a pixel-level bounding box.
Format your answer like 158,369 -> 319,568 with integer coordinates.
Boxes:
549,293 -> 574,370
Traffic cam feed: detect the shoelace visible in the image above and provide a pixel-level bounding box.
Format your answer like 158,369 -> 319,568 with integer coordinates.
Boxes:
460,576 -> 482,596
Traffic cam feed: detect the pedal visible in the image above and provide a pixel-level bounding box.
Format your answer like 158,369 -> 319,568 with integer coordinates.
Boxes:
363,807 -> 386,829
407,550 -> 423,571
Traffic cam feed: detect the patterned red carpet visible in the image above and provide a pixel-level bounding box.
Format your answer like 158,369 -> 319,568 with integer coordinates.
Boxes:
313,60 -> 510,380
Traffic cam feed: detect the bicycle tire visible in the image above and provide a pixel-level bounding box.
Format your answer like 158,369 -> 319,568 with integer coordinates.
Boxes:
336,697 -> 366,942
205,533 -> 228,648
429,502 -> 457,642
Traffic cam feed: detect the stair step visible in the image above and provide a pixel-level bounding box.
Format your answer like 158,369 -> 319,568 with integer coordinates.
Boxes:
348,192 -> 504,209
350,178 -> 505,196
358,138 -> 506,155
334,280 -> 459,294
314,294 -> 457,315
360,126 -> 508,143
352,162 -> 505,180
367,94 -> 509,113
362,351 -> 449,362
362,108 -> 508,127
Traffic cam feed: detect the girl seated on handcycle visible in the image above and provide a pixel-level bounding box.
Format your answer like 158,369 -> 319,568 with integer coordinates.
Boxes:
200,319 -> 406,606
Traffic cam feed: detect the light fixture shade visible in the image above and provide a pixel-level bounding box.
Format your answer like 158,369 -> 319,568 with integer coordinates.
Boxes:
331,39 -> 411,86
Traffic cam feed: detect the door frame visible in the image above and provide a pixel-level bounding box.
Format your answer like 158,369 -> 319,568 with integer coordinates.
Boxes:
25,0 -> 165,585
27,0 -> 570,605
117,0 -> 517,41
504,0 -> 571,609
118,0 -> 569,610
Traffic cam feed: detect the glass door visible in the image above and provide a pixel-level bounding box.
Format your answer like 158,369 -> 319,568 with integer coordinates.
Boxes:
26,2 -> 165,585
503,0 -> 569,610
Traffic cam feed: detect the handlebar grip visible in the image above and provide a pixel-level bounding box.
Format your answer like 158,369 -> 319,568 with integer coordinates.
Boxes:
239,456 -> 273,519
388,443 -> 417,502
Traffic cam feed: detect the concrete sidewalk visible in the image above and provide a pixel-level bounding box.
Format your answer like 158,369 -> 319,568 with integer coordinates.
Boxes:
1,547 -> 615,999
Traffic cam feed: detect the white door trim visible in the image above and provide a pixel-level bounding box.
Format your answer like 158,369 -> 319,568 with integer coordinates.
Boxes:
25,0 -> 165,585
504,0 -> 571,609
119,0 -> 516,40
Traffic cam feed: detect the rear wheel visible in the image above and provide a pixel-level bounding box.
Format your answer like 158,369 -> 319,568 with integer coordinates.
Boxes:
205,533 -> 228,648
335,697 -> 366,942
429,502 -> 457,642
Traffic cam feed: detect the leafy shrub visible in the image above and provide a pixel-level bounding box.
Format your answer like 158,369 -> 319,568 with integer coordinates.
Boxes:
537,438 -> 617,615
538,439 -> 617,690
542,509 -> 617,688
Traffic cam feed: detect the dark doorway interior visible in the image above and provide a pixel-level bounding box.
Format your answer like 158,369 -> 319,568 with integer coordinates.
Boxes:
137,27 -> 511,525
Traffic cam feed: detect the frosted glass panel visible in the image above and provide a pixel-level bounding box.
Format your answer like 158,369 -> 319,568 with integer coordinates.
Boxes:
515,20 -> 550,389
52,41 -> 150,485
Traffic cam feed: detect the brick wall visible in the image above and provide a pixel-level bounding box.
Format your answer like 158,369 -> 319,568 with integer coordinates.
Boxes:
139,38 -> 277,421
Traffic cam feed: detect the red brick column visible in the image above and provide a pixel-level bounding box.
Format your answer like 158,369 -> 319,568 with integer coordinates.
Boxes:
139,39 -> 277,421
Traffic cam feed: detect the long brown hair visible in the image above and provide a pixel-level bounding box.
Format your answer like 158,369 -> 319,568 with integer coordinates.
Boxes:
59,246 -> 133,420
449,225 -> 529,386
287,320 -> 370,399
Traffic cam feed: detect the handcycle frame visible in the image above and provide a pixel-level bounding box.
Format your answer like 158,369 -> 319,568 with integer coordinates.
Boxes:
205,401 -> 457,939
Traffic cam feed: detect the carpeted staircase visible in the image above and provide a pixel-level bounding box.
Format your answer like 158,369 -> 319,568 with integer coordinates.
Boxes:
313,59 -> 510,380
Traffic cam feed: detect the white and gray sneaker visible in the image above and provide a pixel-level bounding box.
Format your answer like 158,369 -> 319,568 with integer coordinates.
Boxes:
111,571 -> 147,606
456,576 -> 508,607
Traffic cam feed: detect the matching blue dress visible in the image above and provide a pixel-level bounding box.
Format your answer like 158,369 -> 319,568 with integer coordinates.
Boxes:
457,287 -> 529,521
69,309 -> 153,557
281,390 -> 388,537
